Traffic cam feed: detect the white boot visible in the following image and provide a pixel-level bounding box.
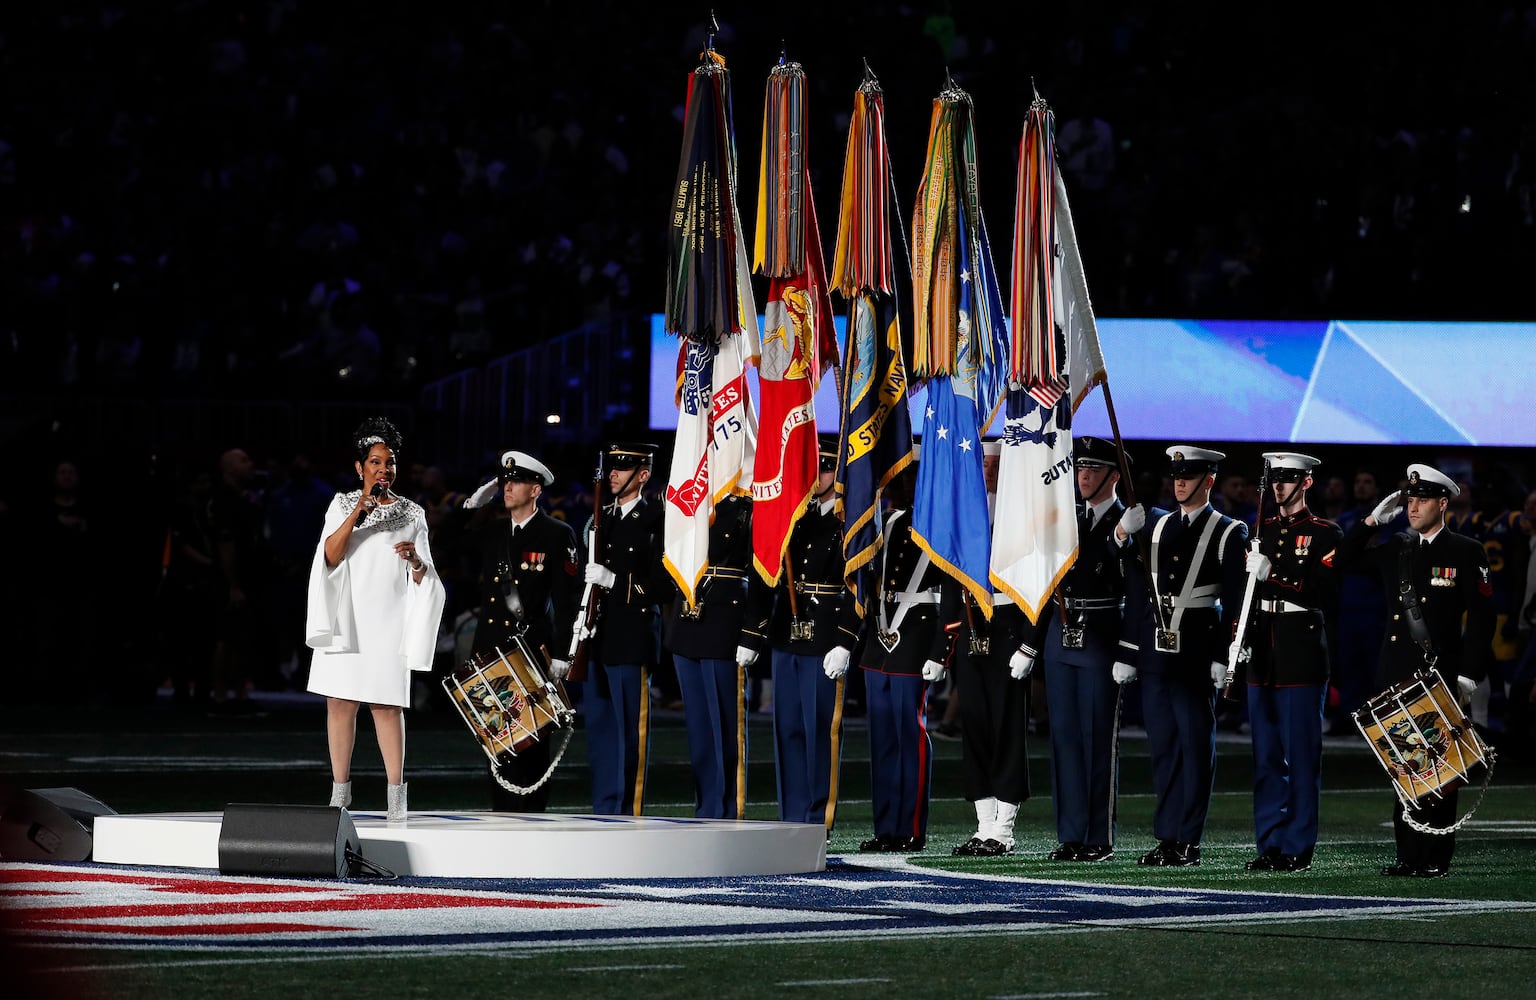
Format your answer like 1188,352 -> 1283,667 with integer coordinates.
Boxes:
386,782 -> 408,823
989,800 -> 1019,853
329,781 -> 352,808
973,796 -> 998,841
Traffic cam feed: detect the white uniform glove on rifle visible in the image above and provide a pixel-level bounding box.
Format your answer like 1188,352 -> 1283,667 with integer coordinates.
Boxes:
1246,540 -> 1272,582
1112,661 -> 1138,685
736,645 -> 759,668
584,563 -> 616,589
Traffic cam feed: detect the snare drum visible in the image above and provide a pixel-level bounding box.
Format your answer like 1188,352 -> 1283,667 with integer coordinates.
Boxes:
442,638 -> 574,765
1353,670 -> 1493,810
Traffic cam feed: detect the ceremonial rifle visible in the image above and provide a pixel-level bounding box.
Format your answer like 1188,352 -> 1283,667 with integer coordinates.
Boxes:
565,451 -> 606,683
1222,458 -> 1270,703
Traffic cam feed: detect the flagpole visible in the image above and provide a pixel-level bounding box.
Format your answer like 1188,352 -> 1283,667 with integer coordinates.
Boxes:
1098,378 -> 1170,641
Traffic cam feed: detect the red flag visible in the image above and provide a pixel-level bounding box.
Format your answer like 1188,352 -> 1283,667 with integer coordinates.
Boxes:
751,61 -> 835,585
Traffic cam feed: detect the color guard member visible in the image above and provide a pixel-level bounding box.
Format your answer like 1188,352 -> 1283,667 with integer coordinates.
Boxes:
582,442 -> 665,815
1020,436 -> 1130,863
766,435 -> 860,831
463,450 -> 580,812
663,493 -> 767,819
1334,463 -> 1493,877
1116,445 -> 1249,866
1239,452 -> 1340,872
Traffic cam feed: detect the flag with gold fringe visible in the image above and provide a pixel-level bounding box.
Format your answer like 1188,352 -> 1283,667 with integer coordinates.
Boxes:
989,96 -> 1107,622
751,59 -> 837,586
663,47 -> 760,610
831,69 -> 913,616
908,80 -> 1010,616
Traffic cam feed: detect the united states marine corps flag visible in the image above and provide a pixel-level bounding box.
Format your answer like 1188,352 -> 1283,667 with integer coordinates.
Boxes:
831,67 -> 914,615
751,59 -> 838,585
989,96 -> 1108,622
909,79 -> 1010,615
663,44 -> 761,609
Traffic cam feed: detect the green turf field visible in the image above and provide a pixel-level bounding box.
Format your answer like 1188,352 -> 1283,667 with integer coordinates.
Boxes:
3,694 -> 1534,999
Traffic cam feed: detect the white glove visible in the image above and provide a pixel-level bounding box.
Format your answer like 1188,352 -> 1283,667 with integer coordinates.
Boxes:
736,645 -> 759,668
1246,541 -> 1272,582
921,659 -> 948,683
463,477 -> 499,509
1118,503 -> 1147,537
1112,660 -> 1137,684
584,563 -> 616,588
548,658 -> 572,681
1211,660 -> 1229,689
1456,675 -> 1477,705
822,646 -> 851,680
1370,490 -> 1404,525
1009,650 -> 1035,680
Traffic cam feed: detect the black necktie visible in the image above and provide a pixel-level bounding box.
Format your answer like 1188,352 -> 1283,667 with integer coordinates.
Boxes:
1182,513 -> 1192,529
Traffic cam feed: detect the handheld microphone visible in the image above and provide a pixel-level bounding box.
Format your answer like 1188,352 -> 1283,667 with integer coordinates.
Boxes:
356,481 -> 386,527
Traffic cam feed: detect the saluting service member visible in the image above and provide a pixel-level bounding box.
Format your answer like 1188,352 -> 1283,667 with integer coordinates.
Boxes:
663,492 -> 767,819
1240,452 -> 1340,872
1017,436 -> 1130,863
1335,463 -> 1493,878
1115,445 -> 1249,866
852,463 -> 963,853
767,435 -> 860,831
951,440 -> 1035,858
582,442 -> 665,816
462,450 -> 579,813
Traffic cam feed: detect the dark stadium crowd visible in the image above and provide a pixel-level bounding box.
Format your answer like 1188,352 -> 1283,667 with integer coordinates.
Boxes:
4,3 -> 1536,399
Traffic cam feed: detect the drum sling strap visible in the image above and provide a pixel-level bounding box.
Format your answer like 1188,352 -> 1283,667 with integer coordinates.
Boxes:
1396,542 -> 1438,667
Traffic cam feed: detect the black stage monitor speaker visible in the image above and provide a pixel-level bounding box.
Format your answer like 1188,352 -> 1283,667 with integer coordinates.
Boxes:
0,785 -> 117,862
218,803 -> 360,878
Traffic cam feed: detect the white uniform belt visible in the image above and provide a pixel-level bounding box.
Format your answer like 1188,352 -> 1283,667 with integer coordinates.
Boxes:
1259,599 -> 1311,613
1163,595 -> 1218,610
887,591 -> 943,606
1064,597 -> 1120,610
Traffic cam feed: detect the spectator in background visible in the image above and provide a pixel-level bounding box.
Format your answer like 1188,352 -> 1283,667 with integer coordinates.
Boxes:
265,454 -> 334,689
159,467 -> 220,710
208,447 -> 271,706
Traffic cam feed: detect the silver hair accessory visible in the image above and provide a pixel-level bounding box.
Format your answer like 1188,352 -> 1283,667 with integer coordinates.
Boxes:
357,434 -> 387,449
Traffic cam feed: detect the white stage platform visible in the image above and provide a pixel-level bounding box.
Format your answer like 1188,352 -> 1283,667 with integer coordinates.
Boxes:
91,810 -> 828,879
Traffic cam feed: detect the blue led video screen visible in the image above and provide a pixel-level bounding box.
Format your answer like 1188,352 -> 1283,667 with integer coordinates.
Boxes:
647,315 -> 1536,447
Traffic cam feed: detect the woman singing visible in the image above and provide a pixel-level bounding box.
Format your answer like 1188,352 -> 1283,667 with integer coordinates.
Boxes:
305,417 -> 445,821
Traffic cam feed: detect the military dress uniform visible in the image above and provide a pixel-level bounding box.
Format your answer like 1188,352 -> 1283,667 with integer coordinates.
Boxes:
1334,463 -> 1493,876
1241,453 -> 1341,871
585,445 -> 666,816
765,492 -> 860,829
858,507 -> 963,852
1122,447 -> 1249,865
469,507 -> 580,812
953,595 -> 1033,853
1022,489 -> 1128,862
663,494 -> 768,819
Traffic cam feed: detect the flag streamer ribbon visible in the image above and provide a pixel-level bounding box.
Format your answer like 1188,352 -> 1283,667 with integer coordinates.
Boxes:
831,74 -> 913,615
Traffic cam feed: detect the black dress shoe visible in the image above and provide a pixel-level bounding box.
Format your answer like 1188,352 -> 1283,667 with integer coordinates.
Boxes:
859,836 -> 893,853
1162,842 -> 1201,867
1048,842 -> 1084,861
1380,861 -> 1415,877
896,836 -> 926,852
1276,849 -> 1314,873
972,838 -> 1014,857
1411,865 -> 1449,878
953,837 -> 985,857
1245,849 -> 1281,871
1137,842 -> 1172,866
1075,845 -> 1114,862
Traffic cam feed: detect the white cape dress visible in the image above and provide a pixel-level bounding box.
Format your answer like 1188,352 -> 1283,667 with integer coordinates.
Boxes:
305,492 -> 446,706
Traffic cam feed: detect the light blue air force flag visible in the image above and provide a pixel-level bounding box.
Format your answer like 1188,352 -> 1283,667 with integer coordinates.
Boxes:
911,209 -> 1008,616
